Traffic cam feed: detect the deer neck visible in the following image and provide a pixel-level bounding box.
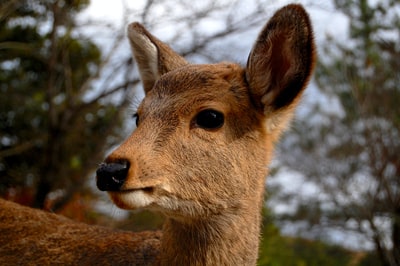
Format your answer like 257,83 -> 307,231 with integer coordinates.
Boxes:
157,199 -> 263,266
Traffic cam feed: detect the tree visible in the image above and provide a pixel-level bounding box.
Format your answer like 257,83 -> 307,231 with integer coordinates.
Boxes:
0,0 -> 137,210
274,0 -> 400,265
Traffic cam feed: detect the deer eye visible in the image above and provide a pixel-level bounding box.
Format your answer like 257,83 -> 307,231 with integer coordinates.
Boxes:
133,113 -> 139,127
194,109 -> 224,130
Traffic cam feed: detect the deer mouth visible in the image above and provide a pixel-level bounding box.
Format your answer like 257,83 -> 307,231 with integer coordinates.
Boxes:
118,186 -> 155,193
139,187 -> 155,193
109,187 -> 156,210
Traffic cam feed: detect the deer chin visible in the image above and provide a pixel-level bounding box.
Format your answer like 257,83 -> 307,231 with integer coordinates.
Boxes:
108,188 -> 155,210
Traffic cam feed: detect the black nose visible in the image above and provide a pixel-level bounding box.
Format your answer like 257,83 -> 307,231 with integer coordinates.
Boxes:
96,161 -> 129,191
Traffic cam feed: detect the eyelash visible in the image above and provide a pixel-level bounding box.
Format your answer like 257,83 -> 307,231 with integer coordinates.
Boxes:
129,97 -> 141,127
132,113 -> 139,127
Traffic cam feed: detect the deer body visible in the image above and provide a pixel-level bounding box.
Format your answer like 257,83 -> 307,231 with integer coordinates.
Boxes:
0,199 -> 161,265
0,4 -> 315,265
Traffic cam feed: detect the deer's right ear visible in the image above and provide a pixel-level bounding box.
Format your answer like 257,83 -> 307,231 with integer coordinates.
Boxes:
128,23 -> 188,94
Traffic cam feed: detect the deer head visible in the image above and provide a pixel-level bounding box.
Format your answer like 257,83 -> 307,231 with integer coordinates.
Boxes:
96,4 -> 315,226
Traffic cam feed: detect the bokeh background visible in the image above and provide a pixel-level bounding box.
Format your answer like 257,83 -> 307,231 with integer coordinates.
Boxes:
1,0 -> 399,265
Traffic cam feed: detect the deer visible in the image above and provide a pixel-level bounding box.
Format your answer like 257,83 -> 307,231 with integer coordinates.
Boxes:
0,4 -> 315,265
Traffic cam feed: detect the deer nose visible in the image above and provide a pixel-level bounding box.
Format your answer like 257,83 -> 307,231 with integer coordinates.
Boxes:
96,161 -> 129,191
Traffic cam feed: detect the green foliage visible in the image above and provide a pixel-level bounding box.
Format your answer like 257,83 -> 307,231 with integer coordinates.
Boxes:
258,208 -> 354,266
259,235 -> 354,266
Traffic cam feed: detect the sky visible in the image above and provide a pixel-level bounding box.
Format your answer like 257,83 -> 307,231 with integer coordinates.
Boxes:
81,0 -> 349,46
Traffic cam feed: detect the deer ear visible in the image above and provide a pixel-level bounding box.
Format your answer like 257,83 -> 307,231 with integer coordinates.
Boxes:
246,4 -> 315,129
127,23 -> 189,94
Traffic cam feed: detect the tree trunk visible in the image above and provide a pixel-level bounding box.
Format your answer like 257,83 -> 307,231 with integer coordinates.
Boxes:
32,179 -> 51,209
374,237 -> 391,266
392,205 -> 400,266
32,0 -> 61,210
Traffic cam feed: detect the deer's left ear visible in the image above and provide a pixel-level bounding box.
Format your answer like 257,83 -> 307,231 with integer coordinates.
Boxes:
246,4 -> 316,119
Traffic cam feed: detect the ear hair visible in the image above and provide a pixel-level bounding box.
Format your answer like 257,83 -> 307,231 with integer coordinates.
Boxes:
246,4 -> 315,113
245,4 -> 316,136
127,23 -> 188,94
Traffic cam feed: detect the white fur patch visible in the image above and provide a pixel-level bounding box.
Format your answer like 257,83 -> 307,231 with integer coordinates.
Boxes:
127,25 -> 159,79
137,34 -> 158,77
117,190 -> 155,209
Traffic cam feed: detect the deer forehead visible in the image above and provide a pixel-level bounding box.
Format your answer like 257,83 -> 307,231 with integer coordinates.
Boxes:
138,63 -> 250,119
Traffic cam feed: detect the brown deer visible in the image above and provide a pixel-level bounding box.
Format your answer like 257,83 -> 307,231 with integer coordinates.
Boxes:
0,4 -> 315,265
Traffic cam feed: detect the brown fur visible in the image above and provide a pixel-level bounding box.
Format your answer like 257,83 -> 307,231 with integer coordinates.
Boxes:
0,199 -> 161,265
0,4 -> 315,265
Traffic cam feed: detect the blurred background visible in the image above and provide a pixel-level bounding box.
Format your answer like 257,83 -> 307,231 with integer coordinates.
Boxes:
0,0 -> 399,265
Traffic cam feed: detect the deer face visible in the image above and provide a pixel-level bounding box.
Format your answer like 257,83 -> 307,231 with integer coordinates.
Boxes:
97,63 -> 269,221
96,4 -> 315,223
